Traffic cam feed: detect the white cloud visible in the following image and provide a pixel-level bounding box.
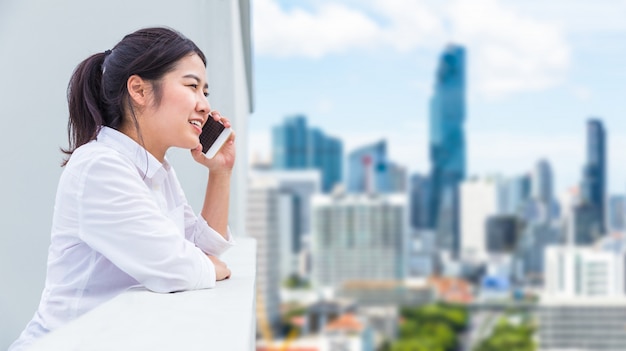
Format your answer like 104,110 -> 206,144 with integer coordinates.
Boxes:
447,0 -> 570,98
254,0 -> 571,98
368,0 -> 445,51
254,0 -> 384,58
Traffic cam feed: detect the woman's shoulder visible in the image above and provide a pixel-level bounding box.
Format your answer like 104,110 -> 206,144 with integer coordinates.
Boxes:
65,139 -> 134,173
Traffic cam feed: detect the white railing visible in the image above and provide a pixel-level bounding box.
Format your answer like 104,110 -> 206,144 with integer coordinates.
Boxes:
28,237 -> 257,351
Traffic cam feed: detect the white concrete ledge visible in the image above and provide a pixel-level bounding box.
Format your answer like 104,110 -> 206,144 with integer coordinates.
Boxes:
29,238 -> 257,351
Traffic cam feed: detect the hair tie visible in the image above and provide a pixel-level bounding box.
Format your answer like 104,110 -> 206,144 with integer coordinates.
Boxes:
104,49 -> 112,56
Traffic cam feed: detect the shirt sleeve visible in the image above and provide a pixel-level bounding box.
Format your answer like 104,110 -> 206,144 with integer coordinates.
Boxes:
169,167 -> 236,256
77,153 -> 216,293
184,208 -> 235,256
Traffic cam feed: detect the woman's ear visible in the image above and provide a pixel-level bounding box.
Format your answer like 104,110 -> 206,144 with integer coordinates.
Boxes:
127,75 -> 150,107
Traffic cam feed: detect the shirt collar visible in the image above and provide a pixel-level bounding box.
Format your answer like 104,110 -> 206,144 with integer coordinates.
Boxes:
96,126 -> 170,182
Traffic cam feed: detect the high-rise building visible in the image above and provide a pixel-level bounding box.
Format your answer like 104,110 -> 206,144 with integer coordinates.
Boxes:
460,176 -> 503,260
573,202 -> 604,245
539,298 -> 626,351
544,245 -> 626,298
540,238 -> 626,350
311,191 -> 408,289
272,115 -> 342,192
514,222 -> 563,285
428,44 -> 466,257
527,159 -> 560,223
246,178 -> 282,334
608,195 -> 626,233
580,118 -> 607,234
409,174 -> 431,230
501,174 -> 531,216
249,169 -> 321,281
346,140 -> 406,193
532,159 -> 553,204
486,215 -> 519,254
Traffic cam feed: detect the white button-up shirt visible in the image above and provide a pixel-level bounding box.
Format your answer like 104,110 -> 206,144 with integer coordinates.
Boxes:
10,127 -> 234,351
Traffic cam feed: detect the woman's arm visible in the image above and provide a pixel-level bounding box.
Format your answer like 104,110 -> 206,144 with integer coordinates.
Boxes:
191,111 -> 236,239
201,170 -> 231,238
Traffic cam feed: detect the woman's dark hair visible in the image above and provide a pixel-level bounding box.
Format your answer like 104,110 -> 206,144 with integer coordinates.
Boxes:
62,27 -> 206,165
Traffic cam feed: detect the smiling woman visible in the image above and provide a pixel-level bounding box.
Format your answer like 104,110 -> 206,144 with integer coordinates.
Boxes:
9,27 -> 237,351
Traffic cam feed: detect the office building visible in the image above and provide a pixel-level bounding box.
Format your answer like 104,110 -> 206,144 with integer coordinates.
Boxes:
272,115 -> 342,193
539,298 -> 626,351
608,195 -> 626,233
540,241 -> 626,350
486,215 -> 519,254
527,159 -> 560,223
574,202 -> 604,245
514,222 -> 563,285
311,191 -> 408,289
544,246 -> 626,297
428,44 -> 467,257
500,174 -> 531,216
346,140 -> 406,193
580,118 -> 607,234
246,178 -> 282,333
460,176 -> 503,260
249,169 -> 321,281
409,174 -> 431,230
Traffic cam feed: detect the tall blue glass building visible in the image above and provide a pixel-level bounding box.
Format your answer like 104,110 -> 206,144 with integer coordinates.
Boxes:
580,118 -> 606,235
428,44 -> 466,256
272,115 -> 343,193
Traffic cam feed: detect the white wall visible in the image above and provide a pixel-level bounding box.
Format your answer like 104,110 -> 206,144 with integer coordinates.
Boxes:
0,1 -> 250,348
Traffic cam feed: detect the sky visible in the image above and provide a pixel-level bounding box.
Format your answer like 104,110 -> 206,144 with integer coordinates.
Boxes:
248,0 -> 626,196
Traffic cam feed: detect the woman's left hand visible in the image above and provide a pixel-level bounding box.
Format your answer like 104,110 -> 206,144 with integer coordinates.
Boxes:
190,111 -> 236,173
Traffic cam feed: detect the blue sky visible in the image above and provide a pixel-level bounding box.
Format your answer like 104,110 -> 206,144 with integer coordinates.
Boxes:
248,0 -> 626,196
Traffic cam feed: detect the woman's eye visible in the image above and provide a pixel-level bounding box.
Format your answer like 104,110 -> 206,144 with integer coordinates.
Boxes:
204,92 -> 209,97
189,84 -> 198,89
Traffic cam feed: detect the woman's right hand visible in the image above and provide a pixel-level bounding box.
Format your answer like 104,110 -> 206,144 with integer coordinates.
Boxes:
207,255 -> 231,281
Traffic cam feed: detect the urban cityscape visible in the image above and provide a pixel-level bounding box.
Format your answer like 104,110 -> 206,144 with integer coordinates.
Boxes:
2,1 -> 626,350
247,42 -> 626,350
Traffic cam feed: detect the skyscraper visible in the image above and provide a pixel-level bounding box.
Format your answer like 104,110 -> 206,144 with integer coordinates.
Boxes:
409,174 -> 431,230
346,140 -> 407,193
428,44 -> 466,256
249,169 -> 321,280
527,159 -> 560,223
608,195 -> 626,233
272,115 -> 343,192
580,118 -> 606,234
246,178 -> 282,334
311,191 -> 408,289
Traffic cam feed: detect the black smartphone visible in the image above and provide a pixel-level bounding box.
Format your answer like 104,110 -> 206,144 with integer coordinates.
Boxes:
199,117 -> 233,158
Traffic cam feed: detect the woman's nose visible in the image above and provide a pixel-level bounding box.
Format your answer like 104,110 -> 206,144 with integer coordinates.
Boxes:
198,95 -> 211,115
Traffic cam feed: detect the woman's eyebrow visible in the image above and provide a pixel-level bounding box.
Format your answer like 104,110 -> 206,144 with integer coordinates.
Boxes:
183,74 -> 209,89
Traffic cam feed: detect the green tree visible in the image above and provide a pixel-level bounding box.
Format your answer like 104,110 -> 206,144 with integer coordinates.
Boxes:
392,338 -> 444,351
473,320 -> 535,351
398,304 -> 468,351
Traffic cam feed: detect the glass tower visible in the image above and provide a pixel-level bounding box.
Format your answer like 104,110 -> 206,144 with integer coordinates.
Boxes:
580,118 -> 606,234
428,44 -> 466,256
272,115 -> 343,193
347,140 -> 388,193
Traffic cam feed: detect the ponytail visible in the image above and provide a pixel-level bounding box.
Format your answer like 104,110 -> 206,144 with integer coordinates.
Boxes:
62,52 -> 108,166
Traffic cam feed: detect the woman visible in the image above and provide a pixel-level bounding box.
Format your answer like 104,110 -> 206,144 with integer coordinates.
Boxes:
9,27 -> 235,350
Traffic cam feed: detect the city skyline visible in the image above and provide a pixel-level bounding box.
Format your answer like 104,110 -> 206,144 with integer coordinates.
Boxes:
249,0 -> 626,196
